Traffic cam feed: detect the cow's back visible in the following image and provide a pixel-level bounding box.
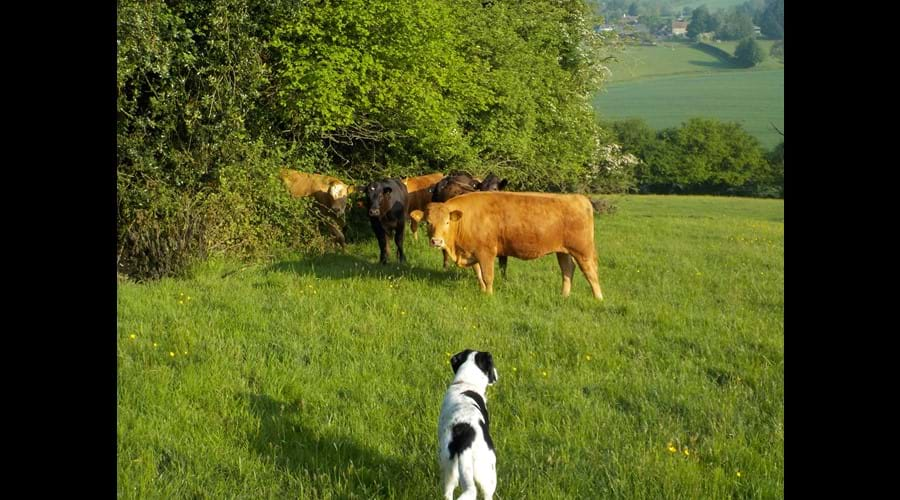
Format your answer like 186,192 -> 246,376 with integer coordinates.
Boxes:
279,169 -> 332,198
404,172 -> 444,214
447,192 -> 596,260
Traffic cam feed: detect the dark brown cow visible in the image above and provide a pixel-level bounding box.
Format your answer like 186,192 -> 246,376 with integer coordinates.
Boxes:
402,172 -> 445,240
431,174 -> 481,202
410,192 -> 603,300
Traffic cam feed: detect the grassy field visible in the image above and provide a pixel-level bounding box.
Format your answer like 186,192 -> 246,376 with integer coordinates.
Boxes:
118,195 -> 784,499
595,69 -> 784,149
605,41 -> 739,83
597,39 -> 784,149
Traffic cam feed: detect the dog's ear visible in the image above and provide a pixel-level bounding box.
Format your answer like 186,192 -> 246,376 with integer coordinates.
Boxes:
475,351 -> 497,384
498,179 -> 508,190
450,349 -> 473,374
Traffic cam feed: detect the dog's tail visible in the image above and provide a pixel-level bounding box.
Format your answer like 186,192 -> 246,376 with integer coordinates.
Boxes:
456,449 -> 478,500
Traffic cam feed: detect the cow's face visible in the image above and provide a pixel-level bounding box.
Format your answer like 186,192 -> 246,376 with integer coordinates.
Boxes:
412,203 -> 462,248
477,173 -> 508,192
364,182 -> 393,218
327,182 -> 351,217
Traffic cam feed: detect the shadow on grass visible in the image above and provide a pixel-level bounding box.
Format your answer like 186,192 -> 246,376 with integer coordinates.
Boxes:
266,252 -> 470,285
688,59 -> 737,69
245,393 -> 423,497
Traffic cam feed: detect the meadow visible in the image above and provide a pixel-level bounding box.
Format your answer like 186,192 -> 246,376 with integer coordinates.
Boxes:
595,40 -> 784,149
118,195 -> 783,498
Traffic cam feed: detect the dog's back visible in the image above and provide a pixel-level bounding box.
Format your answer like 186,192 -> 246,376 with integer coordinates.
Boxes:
439,350 -> 498,500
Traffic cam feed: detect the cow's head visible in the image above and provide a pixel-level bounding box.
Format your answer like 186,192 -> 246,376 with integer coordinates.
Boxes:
431,175 -> 478,202
477,173 -> 508,192
363,181 -> 395,218
410,202 -> 462,249
326,182 -> 353,217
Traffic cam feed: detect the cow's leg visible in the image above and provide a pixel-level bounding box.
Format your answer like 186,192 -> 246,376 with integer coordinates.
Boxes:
556,252 -> 575,297
443,249 -> 450,270
410,217 -> 419,241
370,218 -> 389,264
498,256 -> 508,278
477,254 -> 495,294
572,251 -> 603,300
473,263 -> 487,292
394,222 -> 407,264
325,218 -> 346,248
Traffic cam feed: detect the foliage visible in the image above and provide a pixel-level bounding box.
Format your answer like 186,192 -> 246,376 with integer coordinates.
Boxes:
758,0 -> 784,39
606,118 -> 779,196
716,10 -> 755,40
734,37 -> 766,67
117,0 -> 615,279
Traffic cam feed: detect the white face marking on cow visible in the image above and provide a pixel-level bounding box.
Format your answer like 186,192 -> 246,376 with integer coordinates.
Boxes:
329,183 -> 348,200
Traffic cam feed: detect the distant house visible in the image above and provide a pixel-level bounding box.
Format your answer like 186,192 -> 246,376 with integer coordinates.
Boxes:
617,14 -> 639,25
752,25 -> 762,36
596,24 -> 615,33
671,19 -> 689,37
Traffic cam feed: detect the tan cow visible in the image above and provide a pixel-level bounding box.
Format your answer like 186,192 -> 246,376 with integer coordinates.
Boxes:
402,172 -> 444,240
410,192 -> 603,300
278,169 -> 355,246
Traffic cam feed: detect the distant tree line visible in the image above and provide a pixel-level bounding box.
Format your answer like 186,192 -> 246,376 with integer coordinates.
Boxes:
688,0 -> 783,40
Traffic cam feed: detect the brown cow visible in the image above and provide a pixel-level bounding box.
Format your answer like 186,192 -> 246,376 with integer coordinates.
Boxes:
430,172 -> 511,275
278,169 -> 355,246
402,172 -> 444,240
410,192 -> 603,300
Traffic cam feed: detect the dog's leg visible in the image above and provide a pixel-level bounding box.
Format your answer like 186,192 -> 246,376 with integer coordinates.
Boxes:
441,457 -> 459,500
456,450 -> 478,500
474,453 -> 497,500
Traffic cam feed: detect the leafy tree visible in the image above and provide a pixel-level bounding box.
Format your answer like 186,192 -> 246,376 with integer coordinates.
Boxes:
759,0 -> 784,39
687,5 -> 711,38
717,11 -> 755,40
735,37 -> 766,67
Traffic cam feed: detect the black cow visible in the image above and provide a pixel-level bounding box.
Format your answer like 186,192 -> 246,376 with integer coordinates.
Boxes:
477,173 -> 509,192
363,179 -> 409,264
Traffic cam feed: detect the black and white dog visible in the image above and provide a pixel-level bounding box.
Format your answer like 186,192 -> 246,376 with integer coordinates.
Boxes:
438,349 -> 498,500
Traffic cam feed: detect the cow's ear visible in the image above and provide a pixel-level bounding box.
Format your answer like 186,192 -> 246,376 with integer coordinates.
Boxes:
410,210 -> 424,222
383,186 -> 392,194
450,210 -> 463,222
498,179 -> 508,190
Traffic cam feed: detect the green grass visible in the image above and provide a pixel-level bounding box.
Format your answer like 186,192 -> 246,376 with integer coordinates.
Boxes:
606,41 -> 740,83
705,40 -> 784,70
118,195 -> 784,499
598,40 -> 784,149
595,69 -> 784,149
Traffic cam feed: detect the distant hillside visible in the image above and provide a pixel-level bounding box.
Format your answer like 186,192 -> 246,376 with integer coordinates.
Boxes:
594,69 -> 784,149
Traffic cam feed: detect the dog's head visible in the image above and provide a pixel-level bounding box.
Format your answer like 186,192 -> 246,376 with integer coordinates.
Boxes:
450,349 -> 498,386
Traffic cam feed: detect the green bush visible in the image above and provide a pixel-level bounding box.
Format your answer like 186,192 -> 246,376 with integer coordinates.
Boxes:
607,118 -> 781,197
117,0 -> 615,279
735,37 -> 766,67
